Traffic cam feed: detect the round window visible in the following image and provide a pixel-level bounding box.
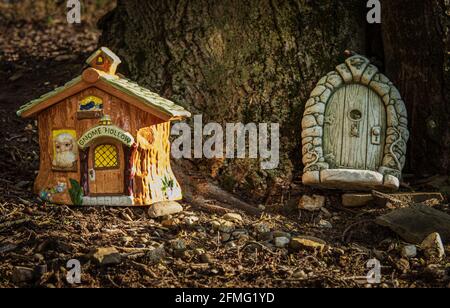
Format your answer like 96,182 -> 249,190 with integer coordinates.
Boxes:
349,109 -> 362,121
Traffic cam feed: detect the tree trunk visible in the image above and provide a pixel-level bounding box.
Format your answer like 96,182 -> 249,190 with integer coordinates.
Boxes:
99,0 -> 450,199
381,0 -> 450,177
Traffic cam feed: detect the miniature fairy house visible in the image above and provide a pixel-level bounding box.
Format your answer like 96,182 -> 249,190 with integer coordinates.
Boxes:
17,47 -> 191,206
301,55 -> 409,191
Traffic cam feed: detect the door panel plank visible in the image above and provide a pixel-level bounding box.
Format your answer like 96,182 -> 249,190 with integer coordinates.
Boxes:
340,85 -> 369,169
323,87 -> 346,168
365,89 -> 386,170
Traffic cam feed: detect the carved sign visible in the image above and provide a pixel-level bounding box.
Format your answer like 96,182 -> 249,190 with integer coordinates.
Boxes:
78,125 -> 134,149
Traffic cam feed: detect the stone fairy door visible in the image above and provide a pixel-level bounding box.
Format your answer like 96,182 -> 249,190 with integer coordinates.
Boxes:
301,55 -> 409,191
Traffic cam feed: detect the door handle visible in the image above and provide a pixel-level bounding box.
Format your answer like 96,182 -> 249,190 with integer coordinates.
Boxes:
371,126 -> 381,145
89,169 -> 96,181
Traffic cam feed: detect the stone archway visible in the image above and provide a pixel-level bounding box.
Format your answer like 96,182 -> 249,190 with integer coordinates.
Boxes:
301,55 -> 409,191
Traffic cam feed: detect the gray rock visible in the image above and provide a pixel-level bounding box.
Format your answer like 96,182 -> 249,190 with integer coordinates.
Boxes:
401,245 -> 417,259
146,245 -> 166,264
89,247 -> 122,265
222,213 -> 243,224
184,216 -> 199,226
290,236 -> 326,251
298,195 -> 325,212
421,233 -> 445,260
274,237 -> 290,248
170,239 -> 187,252
148,201 -> 183,218
318,219 -> 332,229
219,221 -> 235,233
255,223 -> 271,234
12,266 -> 34,283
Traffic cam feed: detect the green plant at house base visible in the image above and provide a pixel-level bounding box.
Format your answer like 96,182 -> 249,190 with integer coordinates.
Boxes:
161,176 -> 174,193
69,179 -> 83,205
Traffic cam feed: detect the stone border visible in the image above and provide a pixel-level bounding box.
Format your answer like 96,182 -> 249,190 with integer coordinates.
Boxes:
301,55 -> 409,186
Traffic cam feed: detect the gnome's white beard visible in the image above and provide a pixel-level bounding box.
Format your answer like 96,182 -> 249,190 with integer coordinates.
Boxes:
53,151 -> 76,168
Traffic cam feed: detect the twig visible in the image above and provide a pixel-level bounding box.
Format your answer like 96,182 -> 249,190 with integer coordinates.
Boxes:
342,219 -> 374,243
0,217 -> 31,230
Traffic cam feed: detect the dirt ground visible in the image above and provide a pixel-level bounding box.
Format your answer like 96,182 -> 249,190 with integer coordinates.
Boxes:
0,8 -> 449,288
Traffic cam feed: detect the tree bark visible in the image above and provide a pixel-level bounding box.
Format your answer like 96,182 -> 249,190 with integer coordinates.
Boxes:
381,0 -> 450,177
99,0 -> 450,198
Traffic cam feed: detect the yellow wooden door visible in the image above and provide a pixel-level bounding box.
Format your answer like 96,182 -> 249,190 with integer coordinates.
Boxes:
323,84 -> 386,170
88,140 -> 124,195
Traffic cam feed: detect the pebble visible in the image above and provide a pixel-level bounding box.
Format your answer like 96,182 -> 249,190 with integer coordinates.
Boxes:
255,223 -> 270,234
89,247 -> 122,266
184,216 -> 199,226
318,219 -> 333,229
298,195 -> 325,212
170,239 -> 187,252
222,213 -> 243,223
210,220 -> 221,231
401,245 -> 417,259
161,218 -> 178,228
219,221 -> 235,233
274,237 -> 290,248
148,201 -> 183,218
146,245 -> 166,264
421,233 -> 446,260
290,236 -> 326,251
292,270 -> 307,279
221,233 -> 231,242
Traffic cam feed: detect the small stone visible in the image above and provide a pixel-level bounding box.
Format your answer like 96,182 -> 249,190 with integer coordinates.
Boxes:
161,218 -> 178,228
401,245 -> 417,259
397,258 -> 410,273
210,220 -> 221,231
184,216 -> 199,226
421,233 -> 446,260
221,233 -> 231,242
89,247 -> 122,266
170,239 -> 187,252
298,195 -> 325,212
290,236 -> 326,251
219,221 -> 235,233
274,237 -> 290,248
225,242 -> 237,249
148,201 -> 183,218
222,213 -> 243,224
318,219 -> 332,229
12,266 -> 34,283
146,245 -> 166,264
255,223 -> 271,234
292,270 -> 307,279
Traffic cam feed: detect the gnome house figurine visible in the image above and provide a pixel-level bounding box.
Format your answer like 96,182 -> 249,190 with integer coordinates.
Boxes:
301,54 -> 409,191
17,47 -> 191,206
